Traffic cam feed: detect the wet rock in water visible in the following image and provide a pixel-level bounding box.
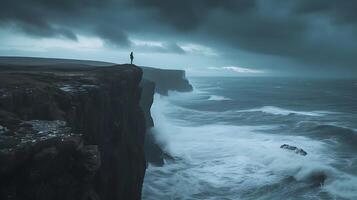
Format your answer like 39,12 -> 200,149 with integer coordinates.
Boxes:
280,144 -> 307,156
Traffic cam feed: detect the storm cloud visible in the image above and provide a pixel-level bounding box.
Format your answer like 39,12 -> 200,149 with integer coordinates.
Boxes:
0,0 -> 356,76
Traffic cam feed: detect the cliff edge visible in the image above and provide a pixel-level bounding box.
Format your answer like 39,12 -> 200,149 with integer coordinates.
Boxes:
0,57 -> 194,199
0,65 -> 146,200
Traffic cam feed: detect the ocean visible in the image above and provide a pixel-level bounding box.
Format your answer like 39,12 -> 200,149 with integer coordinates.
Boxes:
142,77 -> 357,200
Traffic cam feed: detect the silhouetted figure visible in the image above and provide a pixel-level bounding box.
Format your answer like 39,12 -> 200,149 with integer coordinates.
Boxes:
130,52 -> 134,64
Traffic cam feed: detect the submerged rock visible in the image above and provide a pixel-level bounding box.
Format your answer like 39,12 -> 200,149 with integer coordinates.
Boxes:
280,144 -> 307,156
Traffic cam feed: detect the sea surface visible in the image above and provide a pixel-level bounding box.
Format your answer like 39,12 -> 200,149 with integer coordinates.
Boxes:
142,77 -> 357,200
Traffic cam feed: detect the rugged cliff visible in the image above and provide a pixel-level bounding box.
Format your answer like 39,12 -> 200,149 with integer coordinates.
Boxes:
141,66 -> 193,95
139,80 -> 166,166
0,57 -> 193,96
0,57 -> 194,199
140,67 -> 192,166
0,65 -> 146,200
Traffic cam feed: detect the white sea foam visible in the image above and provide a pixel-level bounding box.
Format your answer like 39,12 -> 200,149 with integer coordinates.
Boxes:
143,95 -> 357,200
207,95 -> 231,101
324,175 -> 357,199
237,106 -> 336,117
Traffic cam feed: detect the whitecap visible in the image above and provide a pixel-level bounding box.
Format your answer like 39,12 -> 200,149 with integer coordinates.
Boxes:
237,106 -> 336,117
143,91 -> 355,200
207,95 -> 231,101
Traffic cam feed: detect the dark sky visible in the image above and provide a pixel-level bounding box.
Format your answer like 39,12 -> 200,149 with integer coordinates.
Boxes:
0,0 -> 357,77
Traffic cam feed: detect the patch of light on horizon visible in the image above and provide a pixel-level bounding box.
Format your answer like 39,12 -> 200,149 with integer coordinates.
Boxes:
209,66 -> 264,73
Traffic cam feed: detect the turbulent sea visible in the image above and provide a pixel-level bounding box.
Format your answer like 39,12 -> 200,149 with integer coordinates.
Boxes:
142,77 -> 357,200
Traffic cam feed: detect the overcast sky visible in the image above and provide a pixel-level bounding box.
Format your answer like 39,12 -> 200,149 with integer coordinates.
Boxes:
0,0 -> 356,77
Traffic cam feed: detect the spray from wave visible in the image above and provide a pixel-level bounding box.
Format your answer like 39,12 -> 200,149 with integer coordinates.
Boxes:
143,93 -> 357,200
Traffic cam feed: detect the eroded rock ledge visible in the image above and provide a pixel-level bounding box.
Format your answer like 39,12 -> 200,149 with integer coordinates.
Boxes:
0,66 -> 146,200
0,57 -> 194,199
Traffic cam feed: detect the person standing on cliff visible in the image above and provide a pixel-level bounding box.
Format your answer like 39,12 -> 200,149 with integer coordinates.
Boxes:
130,52 -> 134,64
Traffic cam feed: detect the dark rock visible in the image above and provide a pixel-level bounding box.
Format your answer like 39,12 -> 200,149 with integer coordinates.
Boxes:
0,65 -> 146,200
78,145 -> 101,172
141,66 -> 193,95
140,80 -> 155,128
0,119 -> 101,200
144,129 -> 164,166
140,67 -> 190,166
0,57 -> 194,197
280,144 -> 307,156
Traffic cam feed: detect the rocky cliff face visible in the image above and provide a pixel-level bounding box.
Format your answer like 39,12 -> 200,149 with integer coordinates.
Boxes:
141,66 -> 193,95
0,57 -> 194,199
0,65 -> 146,200
139,80 -> 166,166
140,67 -> 192,166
